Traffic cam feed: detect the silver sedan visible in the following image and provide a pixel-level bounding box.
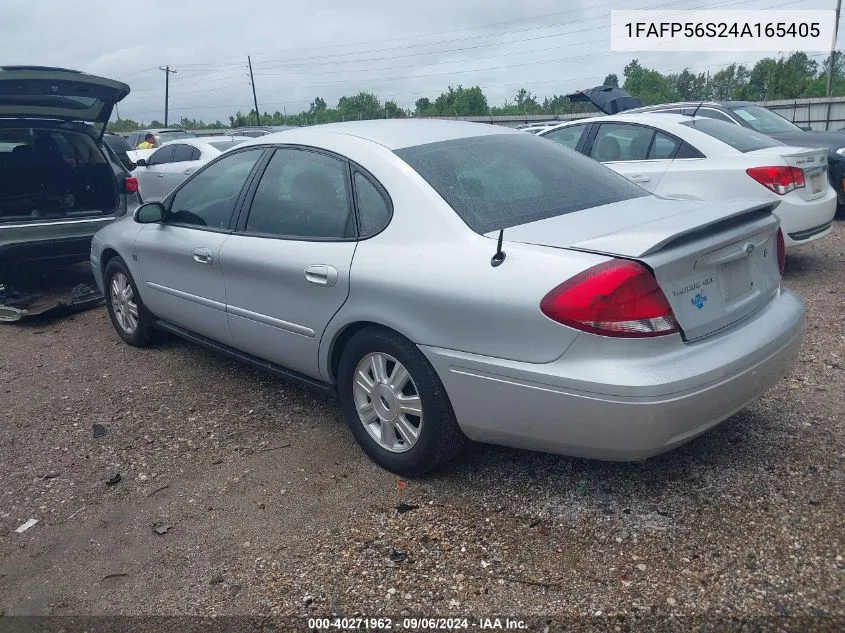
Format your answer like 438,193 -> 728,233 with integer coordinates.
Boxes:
90,120 -> 805,475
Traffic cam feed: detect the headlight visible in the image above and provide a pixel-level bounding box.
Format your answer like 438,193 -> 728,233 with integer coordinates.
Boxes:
836,148 -> 845,156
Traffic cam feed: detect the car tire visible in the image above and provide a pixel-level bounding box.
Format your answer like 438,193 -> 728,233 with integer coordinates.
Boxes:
337,326 -> 465,476
103,257 -> 154,347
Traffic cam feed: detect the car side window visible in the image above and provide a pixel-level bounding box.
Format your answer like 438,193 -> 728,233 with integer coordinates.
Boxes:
543,125 -> 588,150
244,148 -> 354,239
170,144 -> 195,163
189,147 -> 201,161
675,142 -> 704,159
353,171 -> 391,236
648,132 -> 680,159
166,149 -> 263,230
148,146 -> 174,166
590,124 -> 655,162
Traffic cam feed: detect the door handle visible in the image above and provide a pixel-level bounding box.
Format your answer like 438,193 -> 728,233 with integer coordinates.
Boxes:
630,175 -> 651,183
192,247 -> 213,265
304,264 -> 338,287
157,173 -> 165,178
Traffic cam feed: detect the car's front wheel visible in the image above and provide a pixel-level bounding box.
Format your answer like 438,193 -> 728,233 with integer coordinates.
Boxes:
337,327 -> 465,476
104,257 -> 153,347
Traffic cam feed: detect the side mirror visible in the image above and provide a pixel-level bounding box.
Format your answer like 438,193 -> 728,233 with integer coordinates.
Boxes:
135,158 -> 147,167
134,202 -> 165,224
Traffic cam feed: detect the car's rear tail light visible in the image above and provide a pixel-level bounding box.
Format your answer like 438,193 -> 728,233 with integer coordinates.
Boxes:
123,177 -> 138,194
776,228 -> 786,275
540,259 -> 680,338
746,166 -> 805,195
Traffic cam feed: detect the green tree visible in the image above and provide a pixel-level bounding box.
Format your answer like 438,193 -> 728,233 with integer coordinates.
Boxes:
337,92 -> 382,120
707,63 -> 749,100
514,88 -> 541,113
669,69 -> 708,100
308,97 -> 327,114
384,100 -> 405,118
414,97 -> 431,114
602,73 -> 619,87
622,59 -> 678,104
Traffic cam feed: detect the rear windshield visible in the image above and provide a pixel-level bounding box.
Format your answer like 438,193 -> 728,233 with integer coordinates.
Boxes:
210,140 -> 246,151
680,118 -> 783,153
394,134 -> 648,234
158,131 -> 194,141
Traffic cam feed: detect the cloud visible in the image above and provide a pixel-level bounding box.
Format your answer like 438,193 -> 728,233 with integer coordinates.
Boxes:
1,0 -> 831,123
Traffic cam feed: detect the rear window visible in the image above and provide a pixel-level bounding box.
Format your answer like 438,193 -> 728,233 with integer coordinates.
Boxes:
394,134 -> 648,234
210,140 -> 246,151
679,118 -> 783,153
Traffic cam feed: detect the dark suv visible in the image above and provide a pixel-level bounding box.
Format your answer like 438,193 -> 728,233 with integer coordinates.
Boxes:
0,66 -> 139,320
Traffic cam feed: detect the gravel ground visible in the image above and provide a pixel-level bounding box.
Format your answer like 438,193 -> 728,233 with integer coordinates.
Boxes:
0,222 -> 843,631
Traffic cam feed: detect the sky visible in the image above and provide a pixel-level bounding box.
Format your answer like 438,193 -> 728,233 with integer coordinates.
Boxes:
1,0 -> 837,124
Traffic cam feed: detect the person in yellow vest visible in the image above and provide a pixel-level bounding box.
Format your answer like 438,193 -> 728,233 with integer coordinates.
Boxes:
136,133 -> 157,150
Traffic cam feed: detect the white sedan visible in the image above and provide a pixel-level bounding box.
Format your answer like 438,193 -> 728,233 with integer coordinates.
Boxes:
539,113 -> 837,249
133,136 -> 249,202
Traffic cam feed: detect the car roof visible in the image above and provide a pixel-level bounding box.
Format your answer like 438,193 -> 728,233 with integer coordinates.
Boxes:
540,112 -> 703,134
626,101 -> 755,113
243,119 -> 521,150
160,135 -> 249,147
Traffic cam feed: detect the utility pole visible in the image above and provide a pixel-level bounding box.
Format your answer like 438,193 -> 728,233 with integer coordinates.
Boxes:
827,0 -> 843,98
248,56 -> 260,126
159,66 -> 177,126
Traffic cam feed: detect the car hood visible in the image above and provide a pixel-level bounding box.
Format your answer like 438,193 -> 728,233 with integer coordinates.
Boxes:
567,85 -> 642,114
766,129 -> 845,153
0,66 -> 129,125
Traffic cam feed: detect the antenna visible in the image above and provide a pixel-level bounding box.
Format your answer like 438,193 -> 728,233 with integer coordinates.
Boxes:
691,101 -> 704,118
490,229 -> 506,267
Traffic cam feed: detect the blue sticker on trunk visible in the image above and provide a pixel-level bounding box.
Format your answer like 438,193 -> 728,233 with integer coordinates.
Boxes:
691,293 -> 707,310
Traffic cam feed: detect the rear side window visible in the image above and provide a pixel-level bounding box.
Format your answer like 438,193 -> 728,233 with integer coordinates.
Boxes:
395,134 -> 648,234
680,118 -> 783,152
590,124 -> 654,162
543,124 -> 588,150
170,144 -> 195,163
353,171 -> 391,236
648,132 -> 680,159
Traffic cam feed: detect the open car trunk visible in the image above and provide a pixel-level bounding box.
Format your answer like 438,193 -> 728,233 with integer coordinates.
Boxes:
0,126 -> 119,223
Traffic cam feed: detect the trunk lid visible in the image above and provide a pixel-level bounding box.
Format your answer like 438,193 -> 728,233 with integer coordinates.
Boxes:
745,146 -> 829,201
0,66 -> 130,138
495,197 -> 783,341
566,86 -> 642,115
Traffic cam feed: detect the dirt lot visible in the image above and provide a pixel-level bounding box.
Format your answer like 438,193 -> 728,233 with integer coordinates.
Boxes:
1,222 -> 843,630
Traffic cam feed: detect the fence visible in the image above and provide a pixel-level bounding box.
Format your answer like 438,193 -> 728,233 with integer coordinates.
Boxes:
176,96 -> 845,135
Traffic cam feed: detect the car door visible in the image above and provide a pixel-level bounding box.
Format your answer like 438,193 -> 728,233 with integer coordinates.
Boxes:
219,146 -> 361,380
136,145 -> 174,201
133,148 -> 266,344
585,122 -> 673,191
163,144 -> 202,196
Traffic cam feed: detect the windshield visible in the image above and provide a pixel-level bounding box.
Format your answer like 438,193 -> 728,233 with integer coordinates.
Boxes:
680,118 -> 783,153
210,140 -> 246,151
395,133 -> 648,234
729,105 -> 802,134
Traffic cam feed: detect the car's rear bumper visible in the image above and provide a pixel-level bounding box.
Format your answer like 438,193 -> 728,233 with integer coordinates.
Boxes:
776,188 -> 837,248
0,217 -> 116,267
420,288 -> 805,461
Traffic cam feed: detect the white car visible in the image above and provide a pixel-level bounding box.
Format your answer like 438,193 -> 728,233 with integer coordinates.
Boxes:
133,136 -> 249,202
538,113 -> 836,249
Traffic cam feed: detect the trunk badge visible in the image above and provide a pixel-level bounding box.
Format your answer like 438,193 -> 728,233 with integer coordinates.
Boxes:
744,243 -> 755,256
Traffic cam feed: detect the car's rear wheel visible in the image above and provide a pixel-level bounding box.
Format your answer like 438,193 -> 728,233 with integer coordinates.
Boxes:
338,327 -> 465,476
104,257 -> 153,347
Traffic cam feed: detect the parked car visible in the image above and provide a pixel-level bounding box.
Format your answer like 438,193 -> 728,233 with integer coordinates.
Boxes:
91,120 -> 804,475
538,113 -> 836,249
102,131 -> 135,171
125,128 -> 195,149
133,136 -> 250,202
0,65 -> 139,320
516,122 -> 562,134
232,125 -> 297,138
624,101 -> 845,206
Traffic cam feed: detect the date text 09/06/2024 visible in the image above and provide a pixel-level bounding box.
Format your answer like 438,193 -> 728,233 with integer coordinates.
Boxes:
307,617 -> 528,630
